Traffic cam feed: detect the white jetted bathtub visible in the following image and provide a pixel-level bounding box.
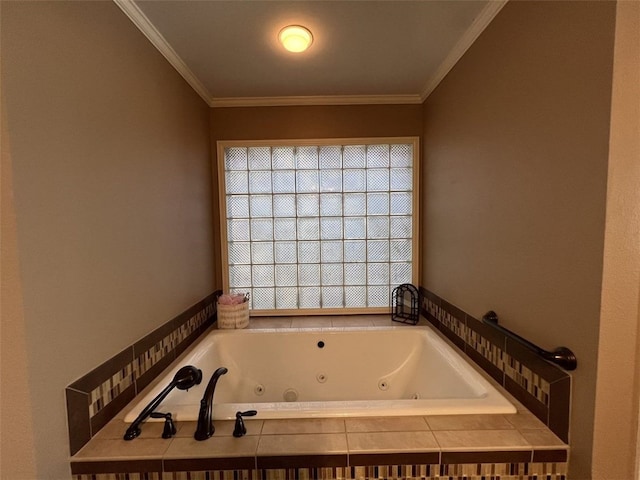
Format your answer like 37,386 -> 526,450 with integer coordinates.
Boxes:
125,325 -> 515,422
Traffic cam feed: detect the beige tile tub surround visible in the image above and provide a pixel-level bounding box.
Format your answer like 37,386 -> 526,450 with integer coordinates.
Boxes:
165,436 -> 260,459
425,413 -> 514,431
261,418 -> 345,435
72,411 -> 567,461
347,431 -> 439,453
433,429 -> 530,452
257,433 -> 348,456
345,416 -> 429,433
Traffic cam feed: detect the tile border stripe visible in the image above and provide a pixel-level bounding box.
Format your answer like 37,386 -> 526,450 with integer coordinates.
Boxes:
66,291 -> 222,455
419,286 -> 571,443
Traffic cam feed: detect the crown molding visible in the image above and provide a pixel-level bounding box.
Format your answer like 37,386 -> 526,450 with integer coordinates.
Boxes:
210,94 -> 424,108
116,0 -> 505,108
113,0 -> 213,106
420,0 -> 508,101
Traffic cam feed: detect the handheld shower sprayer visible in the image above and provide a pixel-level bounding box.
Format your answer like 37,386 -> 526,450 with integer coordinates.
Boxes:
124,365 -> 202,440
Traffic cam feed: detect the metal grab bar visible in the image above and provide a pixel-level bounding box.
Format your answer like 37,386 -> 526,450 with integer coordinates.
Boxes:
482,311 -> 577,371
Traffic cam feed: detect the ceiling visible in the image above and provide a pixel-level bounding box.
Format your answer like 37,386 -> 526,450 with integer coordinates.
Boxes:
116,0 -> 507,107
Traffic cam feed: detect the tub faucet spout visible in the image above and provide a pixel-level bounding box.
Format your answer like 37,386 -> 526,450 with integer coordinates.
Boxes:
194,367 -> 228,441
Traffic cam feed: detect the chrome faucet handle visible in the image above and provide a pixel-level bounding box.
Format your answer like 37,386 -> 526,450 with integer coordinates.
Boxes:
233,410 -> 257,438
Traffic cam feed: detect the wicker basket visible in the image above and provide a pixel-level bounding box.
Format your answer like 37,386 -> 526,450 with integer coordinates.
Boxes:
217,301 -> 249,329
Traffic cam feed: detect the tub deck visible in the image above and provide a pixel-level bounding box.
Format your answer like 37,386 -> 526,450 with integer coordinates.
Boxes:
70,316 -> 568,479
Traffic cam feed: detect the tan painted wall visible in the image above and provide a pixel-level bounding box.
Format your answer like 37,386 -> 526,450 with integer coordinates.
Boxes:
421,2 -> 616,478
209,105 -> 423,287
1,2 -> 213,478
1,87 -> 38,480
592,2 -> 640,478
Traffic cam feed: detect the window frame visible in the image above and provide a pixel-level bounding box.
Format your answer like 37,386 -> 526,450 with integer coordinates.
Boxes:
217,137 -> 420,316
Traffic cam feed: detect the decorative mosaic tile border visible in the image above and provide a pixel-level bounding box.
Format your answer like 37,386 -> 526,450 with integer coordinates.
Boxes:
419,287 -> 571,443
66,291 -> 222,455
71,462 -> 568,480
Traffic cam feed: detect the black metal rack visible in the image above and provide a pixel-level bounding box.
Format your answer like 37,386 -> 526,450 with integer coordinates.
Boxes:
391,283 -> 420,325
482,311 -> 577,371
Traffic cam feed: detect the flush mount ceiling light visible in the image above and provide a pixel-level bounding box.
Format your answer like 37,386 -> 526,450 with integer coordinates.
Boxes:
278,25 -> 313,53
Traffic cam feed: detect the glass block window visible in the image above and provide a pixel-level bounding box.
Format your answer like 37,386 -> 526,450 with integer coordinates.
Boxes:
220,139 -> 418,313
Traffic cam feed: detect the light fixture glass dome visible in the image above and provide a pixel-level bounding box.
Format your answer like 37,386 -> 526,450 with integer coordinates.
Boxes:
278,25 -> 313,53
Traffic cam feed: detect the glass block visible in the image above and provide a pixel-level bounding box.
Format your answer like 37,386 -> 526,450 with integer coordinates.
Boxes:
226,171 -> 248,194
367,217 -> 389,239
390,144 -> 413,167
391,263 -> 412,285
249,171 -> 272,194
272,171 -> 296,193
296,146 -> 318,169
226,195 -> 249,218
322,264 -> 343,286
321,241 -> 343,263
297,195 -> 319,217
367,193 -> 389,215
390,192 -> 412,215
390,168 -> 412,191
343,170 -> 366,192
367,240 -> 389,262
343,145 -> 366,168
390,216 -> 412,239
228,219 -> 250,241
298,264 -> 320,286
272,147 -> 295,170
366,144 -> 390,168
225,147 -> 247,170
274,218 -> 297,240
344,240 -> 366,262
367,263 -> 389,285
276,287 -> 298,308
322,287 -> 343,308
321,218 -> 342,240
229,265 -> 251,287
253,287 -> 275,309
367,285 -> 389,307
320,194 -> 342,216
275,241 -> 297,264
250,219 -> 273,241
248,147 -> 271,170
252,265 -> 274,287
299,287 -> 321,308
367,169 -> 389,192
343,193 -> 366,216
296,171 -> 319,193
344,263 -> 366,286
390,239 -> 411,262
251,242 -> 274,264
298,241 -> 320,263
250,195 -> 272,218
297,218 -> 319,240
320,170 -> 342,193
275,265 -> 297,286
273,194 -> 296,217
319,146 -> 342,169
344,217 -> 366,239
228,242 -> 250,265
345,286 -> 367,307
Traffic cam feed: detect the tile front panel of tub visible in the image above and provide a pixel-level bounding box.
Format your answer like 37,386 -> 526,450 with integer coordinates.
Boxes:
419,287 -> 571,443
65,291 -> 221,455
71,462 -> 568,480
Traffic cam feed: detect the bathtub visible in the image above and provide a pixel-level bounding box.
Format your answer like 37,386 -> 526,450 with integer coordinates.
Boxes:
124,325 -> 515,422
